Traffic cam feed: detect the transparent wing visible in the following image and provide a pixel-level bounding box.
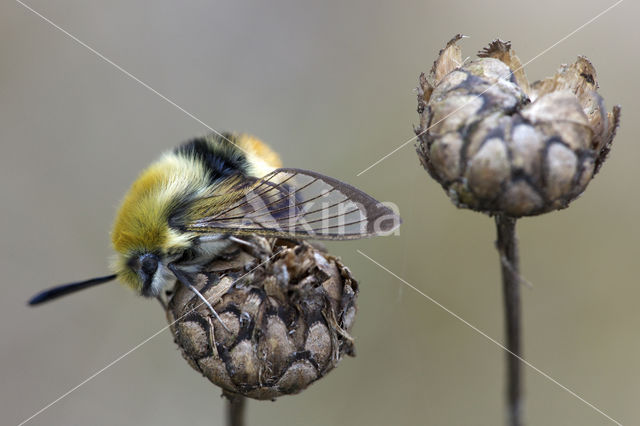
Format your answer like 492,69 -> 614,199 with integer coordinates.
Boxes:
182,168 -> 401,240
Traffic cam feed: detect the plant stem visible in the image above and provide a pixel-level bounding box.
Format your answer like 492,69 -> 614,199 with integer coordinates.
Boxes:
224,392 -> 246,426
495,214 -> 523,426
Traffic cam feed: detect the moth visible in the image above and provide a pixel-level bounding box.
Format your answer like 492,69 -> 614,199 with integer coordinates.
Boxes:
28,133 -> 401,325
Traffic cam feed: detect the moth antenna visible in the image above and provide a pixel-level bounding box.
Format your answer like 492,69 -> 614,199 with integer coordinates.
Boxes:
28,274 -> 117,306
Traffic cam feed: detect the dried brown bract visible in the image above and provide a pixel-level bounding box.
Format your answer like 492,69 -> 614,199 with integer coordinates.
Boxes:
416,35 -> 621,216
165,236 -> 358,400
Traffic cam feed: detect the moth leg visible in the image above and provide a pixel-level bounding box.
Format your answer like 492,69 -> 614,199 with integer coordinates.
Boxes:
228,235 -> 269,260
227,235 -> 276,261
186,283 -> 231,333
168,264 -> 230,333
228,235 -> 255,248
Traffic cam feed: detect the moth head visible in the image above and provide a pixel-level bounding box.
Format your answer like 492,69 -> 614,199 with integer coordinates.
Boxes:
113,251 -> 167,297
110,154 -> 200,295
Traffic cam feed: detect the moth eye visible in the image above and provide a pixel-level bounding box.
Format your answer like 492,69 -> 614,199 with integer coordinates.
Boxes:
126,253 -> 160,275
140,254 -> 159,276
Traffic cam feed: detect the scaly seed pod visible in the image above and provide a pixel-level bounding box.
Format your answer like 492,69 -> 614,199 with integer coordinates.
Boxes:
416,35 -> 621,217
165,236 -> 358,400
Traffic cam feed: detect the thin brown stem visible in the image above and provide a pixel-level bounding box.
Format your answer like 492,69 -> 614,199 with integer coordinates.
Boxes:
224,392 -> 246,426
495,214 -> 523,426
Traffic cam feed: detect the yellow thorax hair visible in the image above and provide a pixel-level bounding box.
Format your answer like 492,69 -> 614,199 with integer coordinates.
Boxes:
110,133 -> 281,290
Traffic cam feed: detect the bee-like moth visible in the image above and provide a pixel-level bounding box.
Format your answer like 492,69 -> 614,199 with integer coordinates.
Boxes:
29,133 -> 400,324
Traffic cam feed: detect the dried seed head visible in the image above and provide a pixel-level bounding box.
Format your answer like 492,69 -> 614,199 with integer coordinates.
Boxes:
165,237 -> 358,400
416,35 -> 621,217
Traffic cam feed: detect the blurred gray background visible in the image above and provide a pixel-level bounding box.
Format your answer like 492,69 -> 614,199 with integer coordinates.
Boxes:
1,0 -> 638,425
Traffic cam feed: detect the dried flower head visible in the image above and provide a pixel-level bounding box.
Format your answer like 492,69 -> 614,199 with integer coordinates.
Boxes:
416,35 -> 621,217
165,236 -> 358,400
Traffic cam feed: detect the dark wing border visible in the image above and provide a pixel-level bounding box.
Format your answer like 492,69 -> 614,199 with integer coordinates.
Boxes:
183,168 -> 401,240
